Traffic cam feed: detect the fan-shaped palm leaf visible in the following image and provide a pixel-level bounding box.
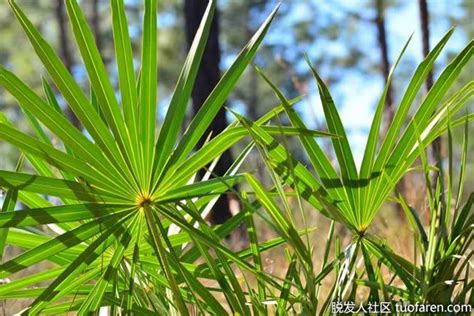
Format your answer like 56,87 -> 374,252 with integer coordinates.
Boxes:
0,0 -> 319,313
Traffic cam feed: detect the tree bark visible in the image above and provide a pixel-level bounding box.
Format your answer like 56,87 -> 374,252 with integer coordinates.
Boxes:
375,0 -> 407,217
90,0 -> 102,53
245,2 -> 258,121
55,0 -> 81,129
419,0 -> 443,190
184,0 -> 236,225
419,0 -> 434,90
375,0 -> 394,117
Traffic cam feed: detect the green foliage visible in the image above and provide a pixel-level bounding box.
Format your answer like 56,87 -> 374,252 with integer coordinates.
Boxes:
396,119 -> 473,304
249,31 -> 472,233
240,26 -> 472,311
0,0 -> 308,314
0,0 -> 472,314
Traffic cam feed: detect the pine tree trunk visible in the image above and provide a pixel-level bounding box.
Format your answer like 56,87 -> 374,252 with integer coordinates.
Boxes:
90,0 -> 101,53
375,0 -> 407,217
184,0 -> 236,225
375,0 -> 394,117
419,0 -> 443,190
55,0 -> 81,129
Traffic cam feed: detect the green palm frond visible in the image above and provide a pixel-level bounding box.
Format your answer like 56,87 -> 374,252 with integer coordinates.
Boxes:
238,30 -> 472,309
0,0 -> 313,313
250,32 -> 472,234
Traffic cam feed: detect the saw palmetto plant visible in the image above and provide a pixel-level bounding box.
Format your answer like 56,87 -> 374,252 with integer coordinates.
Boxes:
0,0 -> 472,315
238,31 -> 473,312
380,119 -> 473,305
0,0 -> 331,314
248,31 -> 472,234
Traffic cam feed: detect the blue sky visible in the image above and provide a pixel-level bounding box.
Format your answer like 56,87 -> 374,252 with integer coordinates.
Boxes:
255,0 -> 471,168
